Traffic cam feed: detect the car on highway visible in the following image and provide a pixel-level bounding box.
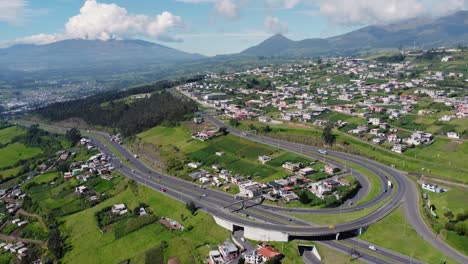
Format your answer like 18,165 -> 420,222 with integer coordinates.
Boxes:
368,245 -> 377,251
131,169 -> 135,172
328,225 -> 335,229
202,194 -> 207,197
317,149 -> 328,155
160,188 -> 166,192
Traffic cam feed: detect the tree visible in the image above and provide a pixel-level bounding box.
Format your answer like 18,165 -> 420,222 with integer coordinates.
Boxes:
66,128 -> 82,145
265,257 -> 282,264
48,228 -> 64,259
322,123 -> 336,146
238,256 -> 245,264
444,211 -> 454,220
229,118 -> 240,127
299,191 -> 310,204
456,211 -> 468,222
248,124 -> 256,131
219,127 -> 228,135
186,201 -> 197,215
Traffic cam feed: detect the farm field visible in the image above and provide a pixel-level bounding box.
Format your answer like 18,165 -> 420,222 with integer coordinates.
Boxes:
0,126 -> 24,144
135,124 -> 324,183
62,184 -> 230,264
0,142 -> 42,169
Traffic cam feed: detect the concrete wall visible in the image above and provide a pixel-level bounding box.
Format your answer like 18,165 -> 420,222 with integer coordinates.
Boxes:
244,225 -> 289,242
213,216 -> 289,242
213,216 -> 234,231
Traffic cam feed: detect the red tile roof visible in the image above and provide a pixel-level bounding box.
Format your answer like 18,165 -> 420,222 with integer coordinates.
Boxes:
258,246 -> 281,259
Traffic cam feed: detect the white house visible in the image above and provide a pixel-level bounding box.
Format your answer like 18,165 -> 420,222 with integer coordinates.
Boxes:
421,183 -> 444,193
447,132 -> 460,139
258,155 -> 272,164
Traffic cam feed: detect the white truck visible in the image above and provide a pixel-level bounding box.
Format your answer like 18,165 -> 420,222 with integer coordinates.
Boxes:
387,180 -> 393,189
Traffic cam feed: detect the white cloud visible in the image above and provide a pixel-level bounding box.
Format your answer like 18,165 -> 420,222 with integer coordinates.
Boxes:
9,0 -> 184,46
318,0 -> 468,26
64,0 -> 183,41
264,16 -> 288,34
265,0 -> 301,9
0,0 -> 27,24
215,0 -> 240,19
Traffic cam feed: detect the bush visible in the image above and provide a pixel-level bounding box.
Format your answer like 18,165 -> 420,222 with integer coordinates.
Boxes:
114,215 -> 158,239
145,246 -> 164,264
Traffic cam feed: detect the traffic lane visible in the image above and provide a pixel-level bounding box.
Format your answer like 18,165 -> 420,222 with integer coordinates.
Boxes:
318,241 -> 391,264
347,238 -> 426,264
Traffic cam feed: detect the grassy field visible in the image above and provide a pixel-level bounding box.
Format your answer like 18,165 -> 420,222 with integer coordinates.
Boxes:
290,198 -> 389,225
421,186 -> 468,255
135,124 -> 323,183
0,142 -> 42,169
359,206 -> 455,264
62,184 -> 230,264
0,126 -> 24,144
29,171 -> 60,184
315,243 -> 365,264
0,167 -> 20,181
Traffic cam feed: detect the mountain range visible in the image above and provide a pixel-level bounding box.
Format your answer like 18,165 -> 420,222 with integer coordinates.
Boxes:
0,39 -> 204,72
241,10 -> 468,57
0,11 -> 467,73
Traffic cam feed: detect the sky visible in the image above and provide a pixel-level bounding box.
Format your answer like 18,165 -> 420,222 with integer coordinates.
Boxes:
0,0 -> 467,56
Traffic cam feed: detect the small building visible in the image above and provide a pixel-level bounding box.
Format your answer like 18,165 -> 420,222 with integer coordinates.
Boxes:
239,181 -> 263,198
218,240 -> 238,262
258,155 -> 272,165
447,132 -> 460,139
324,165 -> 340,175
392,144 -> 408,154
188,162 -> 202,169
282,162 -> 301,172
298,167 -> 315,176
422,183 -> 444,193
258,245 -> 282,262
244,250 -> 263,264
111,204 -> 128,215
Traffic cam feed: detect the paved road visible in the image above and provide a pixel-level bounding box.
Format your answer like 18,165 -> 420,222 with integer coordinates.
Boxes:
24,121 -> 467,263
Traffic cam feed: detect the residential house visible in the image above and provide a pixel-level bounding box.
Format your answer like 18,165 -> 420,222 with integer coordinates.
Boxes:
257,245 -> 282,262
111,204 -> 128,215
282,162 -> 302,172
324,165 -> 340,175
421,183 -> 444,193
258,155 -> 272,164
218,240 -> 239,262
239,181 -> 263,198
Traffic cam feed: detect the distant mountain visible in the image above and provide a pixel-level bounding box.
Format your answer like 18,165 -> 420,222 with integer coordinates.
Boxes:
0,39 -> 205,72
241,11 -> 468,57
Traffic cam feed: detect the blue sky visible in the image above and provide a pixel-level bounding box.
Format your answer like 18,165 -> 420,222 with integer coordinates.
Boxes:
0,0 -> 466,55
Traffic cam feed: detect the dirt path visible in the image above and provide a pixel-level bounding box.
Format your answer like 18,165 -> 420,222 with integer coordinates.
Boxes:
0,234 -> 44,245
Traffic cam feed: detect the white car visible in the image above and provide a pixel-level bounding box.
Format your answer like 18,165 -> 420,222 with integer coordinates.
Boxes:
368,245 -> 377,251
